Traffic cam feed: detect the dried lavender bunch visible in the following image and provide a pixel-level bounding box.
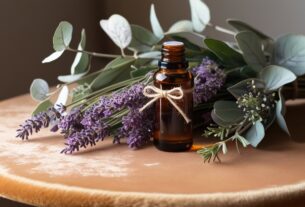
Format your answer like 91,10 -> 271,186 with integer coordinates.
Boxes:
60,83 -> 153,153
192,57 -> 226,105
16,106 -> 62,140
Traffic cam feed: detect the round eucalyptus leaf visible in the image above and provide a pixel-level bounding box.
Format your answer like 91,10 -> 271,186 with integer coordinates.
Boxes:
274,34 -> 305,76
212,101 -> 244,126
167,20 -> 193,34
227,78 -> 265,99
150,4 -> 164,40
100,14 -> 132,49
30,79 -> 50,101
245,121 -> 265,147
42,50 -> 65,63
53,21 -> 73,51
259,65 -> 296,91
235,31 -> 267,72
32,99 -> 53,116
71,29 -> 89,75
189,0 -> 210,32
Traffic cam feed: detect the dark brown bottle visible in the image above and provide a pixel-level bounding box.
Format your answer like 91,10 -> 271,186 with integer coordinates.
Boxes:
153,41 -> 193,152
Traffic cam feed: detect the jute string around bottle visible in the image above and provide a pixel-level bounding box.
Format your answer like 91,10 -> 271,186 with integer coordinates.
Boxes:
139,85 -> 191,123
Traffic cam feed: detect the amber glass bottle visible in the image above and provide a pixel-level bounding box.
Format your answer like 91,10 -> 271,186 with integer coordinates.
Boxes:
153,41 -> 193,152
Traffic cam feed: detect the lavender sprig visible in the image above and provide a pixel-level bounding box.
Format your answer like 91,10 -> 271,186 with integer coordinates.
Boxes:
16,107 -> 62,140
192,57 -> 226,105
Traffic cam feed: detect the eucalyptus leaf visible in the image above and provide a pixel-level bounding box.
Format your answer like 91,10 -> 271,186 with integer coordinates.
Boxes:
42,50 -> 65,63
276,89 -> 290,135
104,56 -> 135,70
32,99 -> 53,116
170,35 -> 202,51
274,34 -> 305,76
71,29 -> 90,75
259,65 -> 296,91
189,0 -> 210,32
130,65 -> 157,78
58,72 -> 88,83
167,20 -> 193,34
128,25 -> 159,53
204,38 -> 245,68
168,32 -> 205,48
235,31 -> 267,72
228,78 -> 265,99
90,57 -> 136,91
150,4 -> 164,40
212,101 -> 244,126
245,121 -> 265,147
30,79 -> 50,101
53,21 -> 73,51
227,19 -> 270,40
100,14 -> 132,49
55,86 -> 69,109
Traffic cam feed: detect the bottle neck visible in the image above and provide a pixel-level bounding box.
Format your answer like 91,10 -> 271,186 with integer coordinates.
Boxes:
158,41 -> 188,70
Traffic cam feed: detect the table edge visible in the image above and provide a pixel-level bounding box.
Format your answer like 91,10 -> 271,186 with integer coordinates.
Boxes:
0,172 -> 304,207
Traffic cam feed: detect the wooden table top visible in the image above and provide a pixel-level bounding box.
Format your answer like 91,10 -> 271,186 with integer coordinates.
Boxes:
0,94 -> 305,207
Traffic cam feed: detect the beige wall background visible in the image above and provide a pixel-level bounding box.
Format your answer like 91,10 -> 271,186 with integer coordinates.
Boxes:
1,0 -> 305,100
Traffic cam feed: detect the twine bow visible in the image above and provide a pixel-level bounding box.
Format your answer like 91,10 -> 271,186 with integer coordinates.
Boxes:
139,85 -> 191,123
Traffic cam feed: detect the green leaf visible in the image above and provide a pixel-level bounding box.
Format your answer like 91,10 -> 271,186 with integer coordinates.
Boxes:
235,31 -> 267,72
53,21 -> 73,51
71,29 -> 90,74
103,56 -> 135,70
167,20 -> 193,34
58,72 -> 88,83
42,50 -> 65,63
274,34 -> 305,76
170,35 -> 202,51
228,78 -> 265,99
245,121 -> 265,147
212,101 -> 244,126
227,19 -> 271,40
204,38 -> 245,68
32,99 -> 53,116
150,4 -> 164,39
30,79 -> 50,101
190,0 -> 210,32
276,89 -> 290,135
55,86 -> 69,107
130,66 -> 157,78
90,57 -> 136,91
259,65 -> 296,91
100,14 -> 132,49
128,25 -> 160,53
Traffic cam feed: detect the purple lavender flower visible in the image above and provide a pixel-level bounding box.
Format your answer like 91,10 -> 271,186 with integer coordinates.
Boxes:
16,107 -> 62,140
192,57 -> 226,105
61,83 -> 153,153
61,121 -> 110,154
119,107 -> 154,149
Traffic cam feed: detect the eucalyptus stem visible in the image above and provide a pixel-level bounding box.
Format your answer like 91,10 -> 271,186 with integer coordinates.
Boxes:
207,23 -> 236,36
66,47 -> 123,59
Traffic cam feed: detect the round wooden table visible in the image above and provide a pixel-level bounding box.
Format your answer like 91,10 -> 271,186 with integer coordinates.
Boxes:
0,94 -> 305,207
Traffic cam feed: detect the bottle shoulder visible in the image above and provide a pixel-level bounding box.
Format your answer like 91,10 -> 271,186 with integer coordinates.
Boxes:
153,69 -> 193,87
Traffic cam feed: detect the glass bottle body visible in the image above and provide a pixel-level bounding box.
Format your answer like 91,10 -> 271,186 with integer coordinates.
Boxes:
153,68 -> 193,152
